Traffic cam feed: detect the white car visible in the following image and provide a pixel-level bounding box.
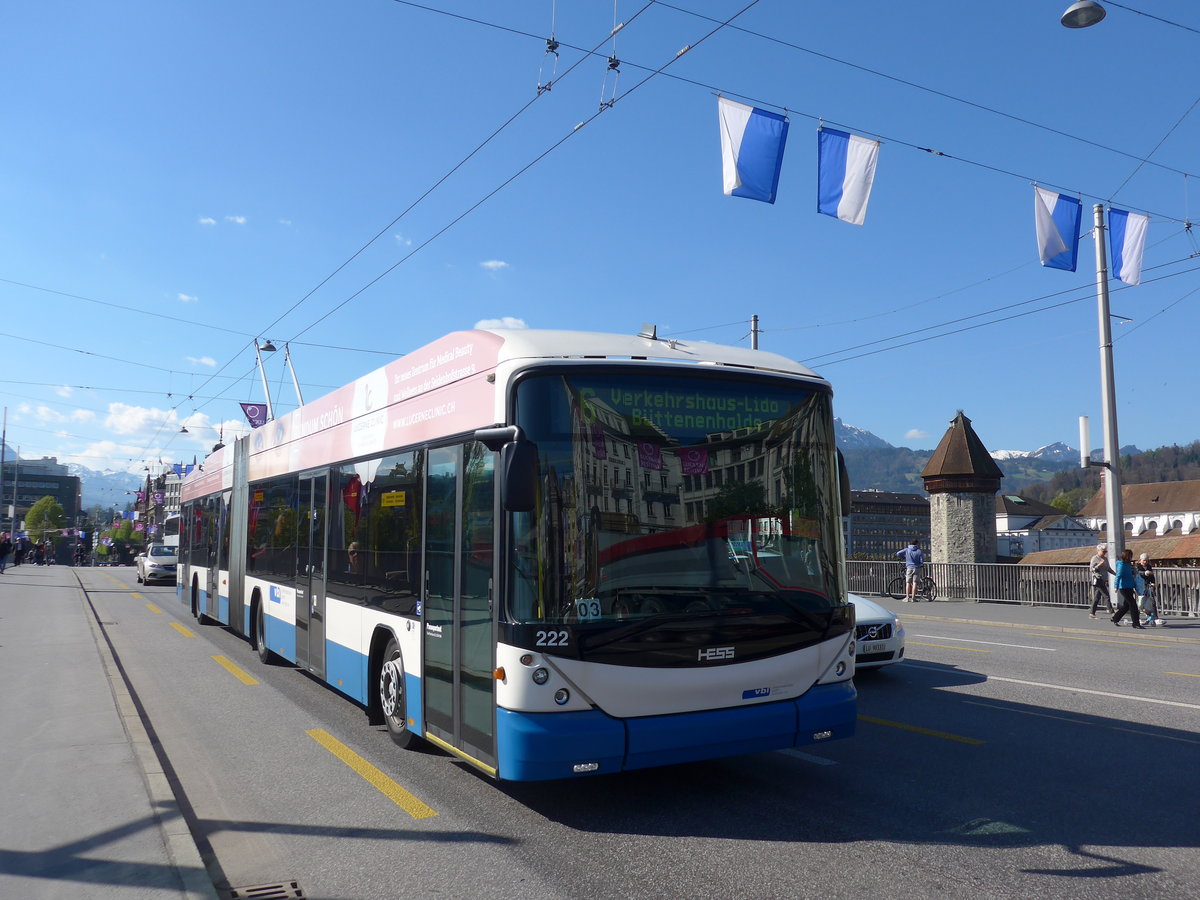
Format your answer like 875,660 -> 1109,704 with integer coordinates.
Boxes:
849,593 -> 905,670
136,543 -> 178,585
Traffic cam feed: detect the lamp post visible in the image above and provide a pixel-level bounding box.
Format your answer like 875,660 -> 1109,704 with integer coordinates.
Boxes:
1089,204 -> 1125,559
1061,6 -> 1124,563
255,339 -> 277,422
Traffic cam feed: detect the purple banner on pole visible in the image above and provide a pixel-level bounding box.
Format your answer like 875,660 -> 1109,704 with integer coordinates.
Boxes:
590,423 -> 607,459
240,402 -> 269,428
679,447 -> 710,476
637,441 -> 663,471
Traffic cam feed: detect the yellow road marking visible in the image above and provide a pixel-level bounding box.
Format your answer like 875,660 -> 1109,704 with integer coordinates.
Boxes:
212,655 -> 258,686
146,604 -> 162,614
131,592 -> 143,600
910,641 -> 990,653
1022,632 -> 1163,648
306,729 -> 437,819
170,622 -> 196,638
857,714 -> 985,745
963,700 -> 1085,726
1167,671 -> 1200,678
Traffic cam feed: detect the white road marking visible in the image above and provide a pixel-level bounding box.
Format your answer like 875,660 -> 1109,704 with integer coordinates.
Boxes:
778,748 -> 838,766
912,634 -> 1056,651
903,660 -> 1200,711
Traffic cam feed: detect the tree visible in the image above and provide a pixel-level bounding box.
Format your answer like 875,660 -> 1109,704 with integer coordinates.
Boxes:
25,495 -> 64,538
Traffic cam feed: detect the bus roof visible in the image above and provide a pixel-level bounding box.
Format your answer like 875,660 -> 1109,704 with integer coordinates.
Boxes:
183,328 -> 824,497
481,328 -> 820,380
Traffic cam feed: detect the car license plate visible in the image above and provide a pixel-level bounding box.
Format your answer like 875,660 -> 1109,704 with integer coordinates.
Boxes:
861,641 -> 887,654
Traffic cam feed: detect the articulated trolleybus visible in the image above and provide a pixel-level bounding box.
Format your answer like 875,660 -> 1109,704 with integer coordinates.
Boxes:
178,328 -> 857,781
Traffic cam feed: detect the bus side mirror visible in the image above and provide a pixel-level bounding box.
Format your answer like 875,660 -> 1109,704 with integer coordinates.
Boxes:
501,440 -> 538,512
837,448 -> 851,516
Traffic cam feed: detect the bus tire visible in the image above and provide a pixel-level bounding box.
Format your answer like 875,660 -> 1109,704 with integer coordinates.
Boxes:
192,577 -> 215,626
379,637 -> 417,749
252,594 -> 277,665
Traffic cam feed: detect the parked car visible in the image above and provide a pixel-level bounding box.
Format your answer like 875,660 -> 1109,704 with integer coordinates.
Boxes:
136,543 -> 178,585
848,592 -> 905,670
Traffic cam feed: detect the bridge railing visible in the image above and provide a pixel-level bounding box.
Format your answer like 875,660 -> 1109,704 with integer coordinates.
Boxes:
846,560 -> 1200,617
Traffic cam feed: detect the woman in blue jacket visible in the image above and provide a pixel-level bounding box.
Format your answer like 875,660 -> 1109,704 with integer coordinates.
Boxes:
1111,548 -> 1144,629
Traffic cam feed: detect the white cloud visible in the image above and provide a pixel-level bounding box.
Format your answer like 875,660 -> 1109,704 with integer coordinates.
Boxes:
71,409 -> 96,422
480,260 -> 509,272
16,403 -> 31,414
178,293 -> 199,303
394,233 -> 412,247
186,356 -> 217,368
56,385 -> 73,398
475,316 -> 528,330
905,429 -> 929,441
199,216 -> 217,226
278,218 -> 292,226
36,406 -> 67,423
225,215 -> 247,225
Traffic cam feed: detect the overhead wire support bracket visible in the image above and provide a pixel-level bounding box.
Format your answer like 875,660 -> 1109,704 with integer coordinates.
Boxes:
537,35 -> 560,94
600,56 -> 620,110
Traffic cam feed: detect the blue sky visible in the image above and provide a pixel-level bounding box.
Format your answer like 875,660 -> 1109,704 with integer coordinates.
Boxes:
2,0 -> 1198,473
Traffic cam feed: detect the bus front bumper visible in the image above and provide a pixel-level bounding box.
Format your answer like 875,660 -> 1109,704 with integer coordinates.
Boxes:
495,680 -> 856,781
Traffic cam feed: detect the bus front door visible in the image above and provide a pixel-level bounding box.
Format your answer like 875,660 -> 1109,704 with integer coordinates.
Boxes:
296,472 -> 328,677
423,444 -> 497,773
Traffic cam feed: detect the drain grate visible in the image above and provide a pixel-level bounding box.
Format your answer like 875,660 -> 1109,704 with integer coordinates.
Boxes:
228,882 -> 305,899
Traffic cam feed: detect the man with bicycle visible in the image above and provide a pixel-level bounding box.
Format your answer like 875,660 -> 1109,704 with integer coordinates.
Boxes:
896,538 -> 925,602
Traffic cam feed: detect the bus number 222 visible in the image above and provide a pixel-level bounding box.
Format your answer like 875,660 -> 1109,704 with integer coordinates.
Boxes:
536,630 -> 569,647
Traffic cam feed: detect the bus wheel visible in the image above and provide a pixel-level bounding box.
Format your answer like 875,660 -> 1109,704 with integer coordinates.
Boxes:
379,638 -> 416,748
253,596 -> 276,665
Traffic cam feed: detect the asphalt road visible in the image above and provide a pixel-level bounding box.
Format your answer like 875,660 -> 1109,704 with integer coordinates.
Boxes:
80,568 -> 1200,900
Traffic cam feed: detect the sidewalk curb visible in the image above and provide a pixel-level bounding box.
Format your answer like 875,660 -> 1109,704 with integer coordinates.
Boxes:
80,582 -> 220,900
896,606 -> 1200,645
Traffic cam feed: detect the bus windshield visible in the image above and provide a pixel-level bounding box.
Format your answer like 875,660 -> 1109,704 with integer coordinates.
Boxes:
508,369 -> 844,628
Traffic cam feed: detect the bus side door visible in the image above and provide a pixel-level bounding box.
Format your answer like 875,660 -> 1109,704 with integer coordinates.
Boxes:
296,471 -> 329,677
423,444 -> 497,772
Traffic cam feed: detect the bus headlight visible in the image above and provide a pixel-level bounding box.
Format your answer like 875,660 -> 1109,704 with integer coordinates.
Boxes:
554,688 -> 570,705
532,667 -> 550,685
835,661 -> 846,677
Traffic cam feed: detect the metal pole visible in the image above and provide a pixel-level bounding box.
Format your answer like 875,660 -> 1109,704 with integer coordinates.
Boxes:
1091,203 -> 1125,560
284,343 -> 304,406
1,407 -> 7,534
750,314 -> 759,350
254,341 -> 275,422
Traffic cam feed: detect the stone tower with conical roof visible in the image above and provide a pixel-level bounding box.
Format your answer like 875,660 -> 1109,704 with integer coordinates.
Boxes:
921,411 -> 1003,564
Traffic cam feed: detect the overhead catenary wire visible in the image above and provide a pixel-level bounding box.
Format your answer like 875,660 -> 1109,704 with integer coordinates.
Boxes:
286,0 -> 766,343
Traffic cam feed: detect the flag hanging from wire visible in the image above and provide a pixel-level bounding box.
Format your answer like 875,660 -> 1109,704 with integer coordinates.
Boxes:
718,96 -> 789,204
817,127 -> 880,225
1108,207 -> 1149,286
1034,186 -> 1082,271
240,403 -> 268,429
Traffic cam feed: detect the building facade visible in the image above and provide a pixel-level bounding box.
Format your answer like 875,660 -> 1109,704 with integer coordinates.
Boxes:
843,490 -> 930,559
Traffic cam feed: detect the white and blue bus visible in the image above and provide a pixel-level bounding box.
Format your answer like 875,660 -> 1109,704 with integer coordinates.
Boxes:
178,328 -> 857,781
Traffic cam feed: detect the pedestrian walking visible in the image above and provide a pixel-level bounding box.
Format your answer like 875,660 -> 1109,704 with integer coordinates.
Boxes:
895,538 -> 924,602
0,533 -> 11,573
1111,548 -> 1144,629
1088,544 -> 1115,618
1135,553 -> 1163,626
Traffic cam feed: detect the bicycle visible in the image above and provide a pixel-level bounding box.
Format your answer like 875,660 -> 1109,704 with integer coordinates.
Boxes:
887,569 -> 937,602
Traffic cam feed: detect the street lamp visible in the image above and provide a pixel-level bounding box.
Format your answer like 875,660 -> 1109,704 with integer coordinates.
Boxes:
255,339 -> 277,422
1061,1 -> 1106,29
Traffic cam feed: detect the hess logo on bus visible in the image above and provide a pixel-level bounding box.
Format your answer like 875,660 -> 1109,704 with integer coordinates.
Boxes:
698,646 -> 735,662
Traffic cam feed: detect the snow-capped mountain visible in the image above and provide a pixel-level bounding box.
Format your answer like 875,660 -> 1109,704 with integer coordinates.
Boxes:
834,418 -> 893,450
67,464 -> 144,509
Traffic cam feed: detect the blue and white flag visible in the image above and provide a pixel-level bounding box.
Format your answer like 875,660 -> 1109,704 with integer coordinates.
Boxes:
1108,207 -> 1149,286
718,96 -> 788,204
1034,186 -> 1082,271
817,127 -> 880,225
